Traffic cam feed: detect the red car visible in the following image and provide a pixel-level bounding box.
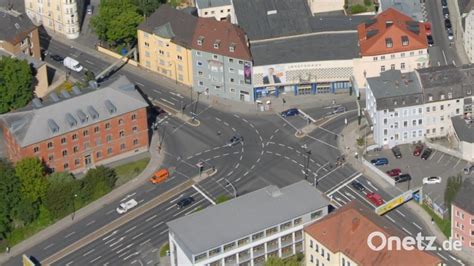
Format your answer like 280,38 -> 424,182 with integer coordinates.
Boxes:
413,144 -> 424,156
366,192 -> 384,206
424,22 -> 432,35
386,168 -> 401,177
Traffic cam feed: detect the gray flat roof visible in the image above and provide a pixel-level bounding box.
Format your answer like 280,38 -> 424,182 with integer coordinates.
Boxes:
196,0 -> 231,9
250,32 -> 359,66
167,181 -> 329,255
417,65 -> 472,102
451,116 -> 474,143
367,70 -> 423,110
380,0 -> 424,22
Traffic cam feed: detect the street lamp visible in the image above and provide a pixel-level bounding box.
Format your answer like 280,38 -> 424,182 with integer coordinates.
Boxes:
313,162 -> 330,187
71,193 -> 78,220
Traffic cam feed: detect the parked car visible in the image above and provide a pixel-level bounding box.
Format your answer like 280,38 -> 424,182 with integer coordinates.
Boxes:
395,174 -> 412,184
227,135 -> 243,147
63,56 -> 83,72
413,144 -> 424,156
371,158 -> 389,166
427,35 -> 434,47
441,0 -> 447,8
176,197 -> 194,209
116,199 -> 138,214
464,165 -> 474,175
351,181 -> 365,192
447,28 -> 454,40
391,146 -> 402,159
50,54 -> 64,62
366,192 -> 384,206
423,176 -> 442,184
386,168 -> 402,177
445,19 -> 452,29
421,148 -> 433,160
281,108 -> 299,117
442,7 -> 449,19
424,22 -> 432,35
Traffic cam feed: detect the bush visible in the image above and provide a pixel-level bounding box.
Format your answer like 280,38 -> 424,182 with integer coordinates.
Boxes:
364,0 -> 372,6
216,195 -> 231,204
351,4 -> 367,14
356,137 -> 365,146
79,166 -> 117,203
159,242 -> 170,257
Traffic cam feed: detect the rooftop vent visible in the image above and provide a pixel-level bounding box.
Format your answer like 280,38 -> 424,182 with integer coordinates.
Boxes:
60,90 -> 71,98
267,10 -> 277,15
197,36 -> 204,46
50,92 -> 60,102
72,86 -> 81,95
87,106 -> 99,120
32,98 -> 42,108
47,119 -> 59,134
213,40 -> 221,49
104,99 -> 117,114
76,109 -> 87,123
65,113 -> 77,128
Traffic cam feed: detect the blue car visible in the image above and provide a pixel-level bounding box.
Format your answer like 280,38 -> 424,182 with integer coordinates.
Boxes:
281,108 -> 299,117
371,158 -> 389,166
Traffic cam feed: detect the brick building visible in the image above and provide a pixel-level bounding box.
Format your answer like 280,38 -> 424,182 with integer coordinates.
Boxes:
0,76 -> 149,173
451,179 -> 474,251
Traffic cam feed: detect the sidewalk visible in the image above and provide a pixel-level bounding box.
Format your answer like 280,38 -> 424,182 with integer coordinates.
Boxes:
338,119 -> 473,264
0,131 -> 164,264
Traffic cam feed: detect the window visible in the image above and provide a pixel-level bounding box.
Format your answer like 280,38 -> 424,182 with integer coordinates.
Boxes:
63,163 -> 69,170
401,52 -> 405,57
228,58 -> 234,63
311,210 -> 323,220
73,146 -> 79,153
197,61 -> 203,66
280,221 -> 292,230
33,146 -> 39,153
133,139 -> 139,146
385,38 -> 393,48
418,119 -> 422,125
401,36 -> 409,46
381,65 -> 385,72
391,54 -> 395,59
410,51 -> 415,56
381,55 -> 385,60
294,217 -> 302,225
401,63 -> 405,69
96,151 -> 102,158
62,150 -> 68,157
83,130 -> 89,137
310,240 -> 313,248
94,126 -> 99,133
132,126 -> 138,133
412,120 -> 417,126
310,255 -> 314,263
120,143 -> 126,150
119,131 -> 125,138
177,55 -> 183,61
440,116 -> 444,121
118,119 -> 124,125
441,105 -> 444,110
404,121 -> 408,127
252,231 -> 264,241
75,159 -> 80,166
391,64 -> 395,70
229,68 -> 235,73
384,118 -> 387,125
105,122 -> 110,129
426,106 -> 430,112
373,56 -> 378,61
327,253 -> 330,261
61,137 -> 67,144
266,226 -> 278,236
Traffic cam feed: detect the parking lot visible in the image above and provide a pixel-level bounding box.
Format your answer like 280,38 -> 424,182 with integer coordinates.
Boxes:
365,144 -> 470,199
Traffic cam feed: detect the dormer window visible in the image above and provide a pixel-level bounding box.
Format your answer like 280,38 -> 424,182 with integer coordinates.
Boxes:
428,95 -> 433,101
385,38 -> 393,48
448,92 -> 452,99
440,94 -> 445,100
197,36 -> 204,46
401,36 -> 409,46
214,40 -> 221,49
229,43 -> 236,52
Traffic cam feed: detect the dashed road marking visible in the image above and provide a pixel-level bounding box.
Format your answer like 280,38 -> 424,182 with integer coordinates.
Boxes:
386,215 -> 396,223
224,122 -> 229,126
145,214 -> 157,222
215,117 -> 222,121
235,163 -> 240,169
153,221 -> 164,228
396,210 -> 406,217
256,158 -> 261,163
82,248 -> 96,257
412,222 -> 422,230
243,171 -> 249,176
161,98 -> 175,106
44,243 -> 55,250
132,232 -> 144,240
86,220 -> 96,227
249,123 -> 254,128
402,227 -> 412,235
90,256 -> 102,263
65,232 -> 76,238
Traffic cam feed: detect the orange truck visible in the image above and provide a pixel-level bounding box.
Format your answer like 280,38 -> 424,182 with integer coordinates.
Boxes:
150,168 -> 169,184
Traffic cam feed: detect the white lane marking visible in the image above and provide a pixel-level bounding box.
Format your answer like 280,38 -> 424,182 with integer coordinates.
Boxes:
160,229 -> 169,235
256,158 -> 261,163
120,193 -> 136,202
161,98 -> 175,106
442,50 -> 448,65
318,165 -> 344,182
240,155 -> 243,160
106,209 -> 115,215
215,117 -> 222,121
85,59 -> 94,65
90,256 -> 102,263
452,60 -> 456,66
234,114 -> 240,118
124,226 -> 136,234
136,82 -> 145,87
153,221 -> 164,228
453,158 -> 461,168
132,232 -> 144,240
192,185 -> 216,205
412,222 -> 422,230
396,210 -> 406,217
366,181 -> 378,191
214,155 -> 221,159
152,89 -> 161,94
147,260 -> 153,265
213,147 -> 220,150
217,178 -> 224,182
224,122 -> 229,126
169,96 -> 179,102
138,199 -> 145,204
260,150 -> 264,155
288,146 -> 293,150
145,214 -> 157,222
170,194 -> 184,204
266,151 -> 273,154
269,135 -> 274,140
344,192 -> 356,199
326,173 -> 362,196
259,135 -> 263,142
235,177 -> 241,182
233,151 -> 239,155
305,135 -> 338,150
227,171 -> 234,176
116,244 -> 134,254
291,159 -> 297,163
250,165 -> 255,170
402,227 -> 412,235
243,171 -> 249,176
437,153 -> 445,163
274,128 -> 280,133
242,118 -> 248,123
104,237 -> 117,245
65,260 -> 74,265
223,153 -> 230,156
111,243 -> 124,251
284,156 -> 290,160
299,164 -> 304,167
437,252 -> 448,261
195,152 -> 202,156
65,231 -> 76,238
385,215 -> 396,223
86,220 -> 96,226
261,143 -> 265,148
109,237 -> 125,247
232,127 -> 236,132
235,163 -> 240,169
279,143 -> 285,147
122,251 -> 140,261
140,239 -> 151,246
82,248 -> 96,257
44,243 -> 55,250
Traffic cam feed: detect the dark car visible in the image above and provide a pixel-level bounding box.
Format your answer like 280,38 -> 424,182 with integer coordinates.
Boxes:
442,7 -> 449,19
281,108 -> 299,117
176,197 -> 194,209
50,54 -> 64,62
227,135 -> 243,147
441,0 -> 447,8
413,144 -> 424,156
332,106 -> 346,114
445,19 -> 452,29
391,146 -> 402,159
421,148 -> 433,160
386,168 -> 401,177
395,174 -> 412,184
371,158 -> 389,166
351,181 -> 365,192
427,35 -> 434,46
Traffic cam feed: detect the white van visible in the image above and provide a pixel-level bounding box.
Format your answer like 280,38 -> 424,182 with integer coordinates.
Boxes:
63,56 -> 83,72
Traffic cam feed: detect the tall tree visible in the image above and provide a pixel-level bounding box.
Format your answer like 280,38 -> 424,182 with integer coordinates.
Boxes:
0,160 -> 20,239
43,173 -> 80,219
133,0 -> 165,17
79,166 -> 117,202
444,174 -> 463,218
91,0 -> 143,46
15,157 -> 48,203
0,56 -> 34,113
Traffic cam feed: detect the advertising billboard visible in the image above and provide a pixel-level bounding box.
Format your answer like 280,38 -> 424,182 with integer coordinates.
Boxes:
253,65 -> 286,86
375,190 -> 414,215
244,62 -> 252,84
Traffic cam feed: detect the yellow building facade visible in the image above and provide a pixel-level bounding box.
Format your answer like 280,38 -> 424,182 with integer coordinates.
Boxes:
304,232 -> 357,266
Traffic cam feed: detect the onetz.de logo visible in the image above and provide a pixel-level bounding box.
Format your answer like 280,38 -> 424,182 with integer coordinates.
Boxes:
367,231 -> 463,251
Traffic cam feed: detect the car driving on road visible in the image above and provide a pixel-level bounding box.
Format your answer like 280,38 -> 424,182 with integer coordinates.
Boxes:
395,174 -> 412,184
116,199 -> 138,214
281,108 -> 299,117
366,192 -> 384,206
421,148 -> 433,160
50,54 -> 64,62
371,158 -> 389,166
427,35 -> 434,47
176,197 -> 194,209
351,181 -> 365,192
227,135 -> 243,147
423,176 -> 442,184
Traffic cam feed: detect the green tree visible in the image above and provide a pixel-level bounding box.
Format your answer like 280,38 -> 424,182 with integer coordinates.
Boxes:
43,173 -> 81,219
91,0 -> 143,46
133,0 -> 165,17
0,160 -> 20,239
80,166 -> 117,202
12,198 -> 39,225
0,56 -> 34,113
444,174 -> 463,218
265,256 -> 300,266
15,157 -> 48,203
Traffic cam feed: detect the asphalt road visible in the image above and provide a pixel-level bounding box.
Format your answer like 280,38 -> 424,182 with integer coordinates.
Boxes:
4,34 -> 463,265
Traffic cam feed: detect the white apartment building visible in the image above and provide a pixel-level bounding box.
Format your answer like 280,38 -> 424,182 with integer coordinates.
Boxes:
464,10 -> 474,63
366,70 -> 425,148
24,0 -> 83,39
353,8 -> 429,91
195,0 -> 234,23
167,181 -> 330,266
